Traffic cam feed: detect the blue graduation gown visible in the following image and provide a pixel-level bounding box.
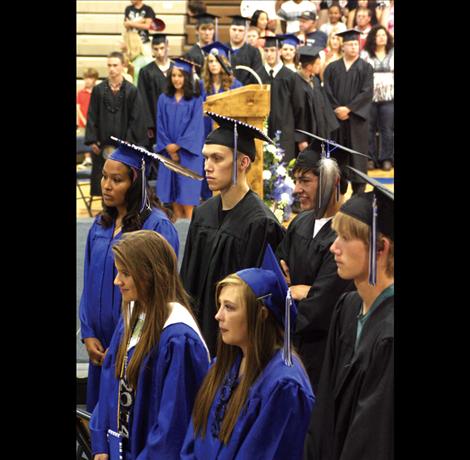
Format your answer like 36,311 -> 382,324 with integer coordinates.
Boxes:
199,79 -> 243,200
90,316 -> 210,460
181,350 -> 315,459
156,93 -> 205,205
79,208 -> 180,412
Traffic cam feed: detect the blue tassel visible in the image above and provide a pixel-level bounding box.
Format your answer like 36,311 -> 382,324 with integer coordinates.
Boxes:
282,289 -> 293,366
232,123 -> 238,185
369,194 -> 378,285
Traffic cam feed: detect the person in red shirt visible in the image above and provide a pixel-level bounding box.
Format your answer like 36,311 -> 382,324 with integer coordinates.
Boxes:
77,68 -> 99,168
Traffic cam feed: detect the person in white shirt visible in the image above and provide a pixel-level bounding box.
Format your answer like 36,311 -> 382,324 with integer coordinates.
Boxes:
276,0 -> 317,34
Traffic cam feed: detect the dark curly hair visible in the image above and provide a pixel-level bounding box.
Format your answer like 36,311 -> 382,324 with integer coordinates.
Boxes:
165,67 -> 201,99
363,24 -> 394,58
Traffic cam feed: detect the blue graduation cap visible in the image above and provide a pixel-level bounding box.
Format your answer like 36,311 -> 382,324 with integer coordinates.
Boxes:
341,167 -> 394,286
236,244 -> 297,366
277,33 -> 301,47
171,57 -> 199,74
202,40 -> 232,60
108,144 -> 148,212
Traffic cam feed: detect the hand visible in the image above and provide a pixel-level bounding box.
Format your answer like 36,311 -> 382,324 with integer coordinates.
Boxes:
124,20 -> 132,29
280,260 -> 292,286
169,151 -> 180,162
147,128 -> 155,139
335,106 -> 351,120
94,454 -> 109,460
289,284 -> 311,301
84,337 -> 106,366
91,143 -> 101,155
298,141 -> 309,152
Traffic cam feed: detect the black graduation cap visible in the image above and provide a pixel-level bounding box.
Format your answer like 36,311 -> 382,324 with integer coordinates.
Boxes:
228,14 -> 249,26
299,11 -> 317,21
335,28 -> 361,42
297,45 -> 323,63
193,12 -> 219,26
341,166 -> 394,285
263,35 -> 281,48
151,33 -> 167,45
205,112 -> 274,185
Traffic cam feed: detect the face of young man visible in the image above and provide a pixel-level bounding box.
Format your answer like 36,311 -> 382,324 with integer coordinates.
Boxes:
202,144 -> 237,192
246,30 -> 259,47
83,77 -> 97,89
264,46 -> 279,67
152,42 -> 167,60
230,25 -> 246,46
198,24 -> 215,45
293,170 -> 318,211
107,57 -> 124,79
330,231 -> 369,282
342,40 -> 360,59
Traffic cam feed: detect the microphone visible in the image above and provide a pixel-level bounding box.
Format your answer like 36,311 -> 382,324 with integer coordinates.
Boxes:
210,48 -> 232,75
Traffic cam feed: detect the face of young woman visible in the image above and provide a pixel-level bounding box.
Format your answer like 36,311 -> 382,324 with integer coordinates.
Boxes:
281,44 -> 296,63
215,285 -> 249,350
171,68 -> 185,90
328,6 -> 341,24
257,12 -> 268,30
329,35 -> 341,51
207,54 -> 222,76
330,232 -> 369,282
114,262 -> 139,303
375,28 -> 388,46
101,159 -> 132,209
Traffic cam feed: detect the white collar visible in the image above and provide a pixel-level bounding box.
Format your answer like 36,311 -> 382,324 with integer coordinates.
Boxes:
264,61 -> 284,78
313,216 -> 333,239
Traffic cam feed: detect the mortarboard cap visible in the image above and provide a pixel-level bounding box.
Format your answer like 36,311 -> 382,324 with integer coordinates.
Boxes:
202,40 -> 232,59
149,17 -> 166,32
151,33 -> 167,45
263,35 -> 281,48
299,11 -> 317,21
277,33 -> 301,47
205,112 -> 274,185
297,45 -> 323,63
236,244 -> 297,366
228,14 -> 249,26
335,28 -> 361,42
340,166 -> 394,285
193,12 -> 219,26
171,57 -> 200,74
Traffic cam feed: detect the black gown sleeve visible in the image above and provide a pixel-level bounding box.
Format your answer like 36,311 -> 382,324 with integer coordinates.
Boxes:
85,86 -> 100,145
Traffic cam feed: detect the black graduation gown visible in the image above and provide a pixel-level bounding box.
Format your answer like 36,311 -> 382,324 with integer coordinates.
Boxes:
323,58 -> 374,184
249,65 -> 297,162
228,43 -> 263,85
304,291 -> 394,460
85,80 -> 148,195
276,211 -> 355,392
180,190 -> 286,354
137,61 -> 170,143
292,73 -> 339,153
184,44 -> 205,77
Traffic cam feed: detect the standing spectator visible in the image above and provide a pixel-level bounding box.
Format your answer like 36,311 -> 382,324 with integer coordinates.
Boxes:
319,31 -> 343,80
188,0 -> 207,17
362,25 -> 394,171
85,51 -> 148,198
277,0 -> 318,34
79,144 -> 180,412
355,7 -> 373,49
346,0 -> 378,28
279,33 -> 301,71
323,29 -> 373,195
319,4 -> 347,36
379,0 -> 394,36
248,36 -> 297,162
226,15 -> 263,85
304,170 -> 394,460
155,58 -> 204,220
89,230 -> 209,460
124,0 -> 156,58
297,11 -> 328,47
137,33 -> 172,149
185,13 -> 219,77
293,46 -> 339,155
77,68 -> 99,169
180,113 -> 286,355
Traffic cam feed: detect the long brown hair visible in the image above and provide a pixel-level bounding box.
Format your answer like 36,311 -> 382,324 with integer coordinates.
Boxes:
112,230 -> 193,388
191,274 -> 283,444
201,54 -> 234,95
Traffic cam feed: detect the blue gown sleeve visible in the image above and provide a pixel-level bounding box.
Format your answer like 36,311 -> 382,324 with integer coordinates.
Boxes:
79,221 -> 97,340
136,332 -> 210,460
180,418 -> 197,459
151,217 -> 180,258
156,96 -> 173,153
235,380 -> 314,460
231,79 -> 243,89
174,96 -> 204,156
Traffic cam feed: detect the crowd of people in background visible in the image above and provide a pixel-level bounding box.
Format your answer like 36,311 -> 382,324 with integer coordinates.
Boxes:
77,1 -> 394,459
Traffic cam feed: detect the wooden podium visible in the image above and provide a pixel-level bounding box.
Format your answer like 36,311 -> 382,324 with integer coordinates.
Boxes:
203,84 -> 270,199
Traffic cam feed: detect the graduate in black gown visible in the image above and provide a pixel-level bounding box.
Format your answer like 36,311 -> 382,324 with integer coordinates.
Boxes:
323,29 -> 374,195
85,51 -> 148,196
180,113 -> 286,355
276,138 -> 356,393
304,169 -> 394,460
225,15 -> 262,85
137,33 -> 172,148
184,13 -> 219,77
292,46 -> 339,159
247,35 -> 297,162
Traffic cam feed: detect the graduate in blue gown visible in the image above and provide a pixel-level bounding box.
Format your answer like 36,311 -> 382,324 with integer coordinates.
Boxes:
90,230 -> 210,460
181,247 -> 315,459
156,57 -> 205,219
79,145 -> 180,412
199,41 -> 243,200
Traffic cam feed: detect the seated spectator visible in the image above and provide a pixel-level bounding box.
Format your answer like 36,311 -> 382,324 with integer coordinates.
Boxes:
319,3 -> 347,36
297,11 -> 328,48
355,7 -> 373,49
319,31 -> 343,80
124,0 -> 156,58
187,0 -> 207,17
277,0 -> 318,34
346,0 -> 378,28
379,0 -> 394,37
249,9 -> 275,47
77,68 -> 99,169
246,25 -> 262,48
